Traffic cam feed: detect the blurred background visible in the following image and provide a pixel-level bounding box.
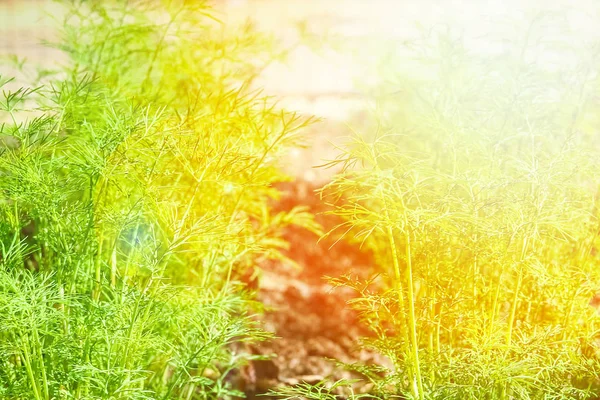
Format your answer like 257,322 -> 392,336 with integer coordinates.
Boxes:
1,0 -> 599,182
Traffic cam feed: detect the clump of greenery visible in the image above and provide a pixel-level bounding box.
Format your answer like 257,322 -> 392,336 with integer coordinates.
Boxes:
273,11 -> 600,400
0,1 -> 317,398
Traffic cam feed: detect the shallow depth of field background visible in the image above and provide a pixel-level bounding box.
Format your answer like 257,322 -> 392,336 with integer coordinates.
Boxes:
4,0 -> 597,181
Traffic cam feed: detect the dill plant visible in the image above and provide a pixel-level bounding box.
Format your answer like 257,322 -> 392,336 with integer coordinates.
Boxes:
0,1 -> 317,398
273,12 -> 600,400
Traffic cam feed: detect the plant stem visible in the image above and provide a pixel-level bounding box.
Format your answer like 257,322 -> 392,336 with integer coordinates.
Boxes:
506,235 -> 528,347
387,225 -> 424,399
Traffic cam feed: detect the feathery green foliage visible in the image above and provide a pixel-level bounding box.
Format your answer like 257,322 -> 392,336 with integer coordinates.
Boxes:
0,1 -> 317,398
273,11 -> 600,400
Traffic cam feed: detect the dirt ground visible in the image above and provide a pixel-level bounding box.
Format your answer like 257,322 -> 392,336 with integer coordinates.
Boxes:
236,180 -> 382,398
